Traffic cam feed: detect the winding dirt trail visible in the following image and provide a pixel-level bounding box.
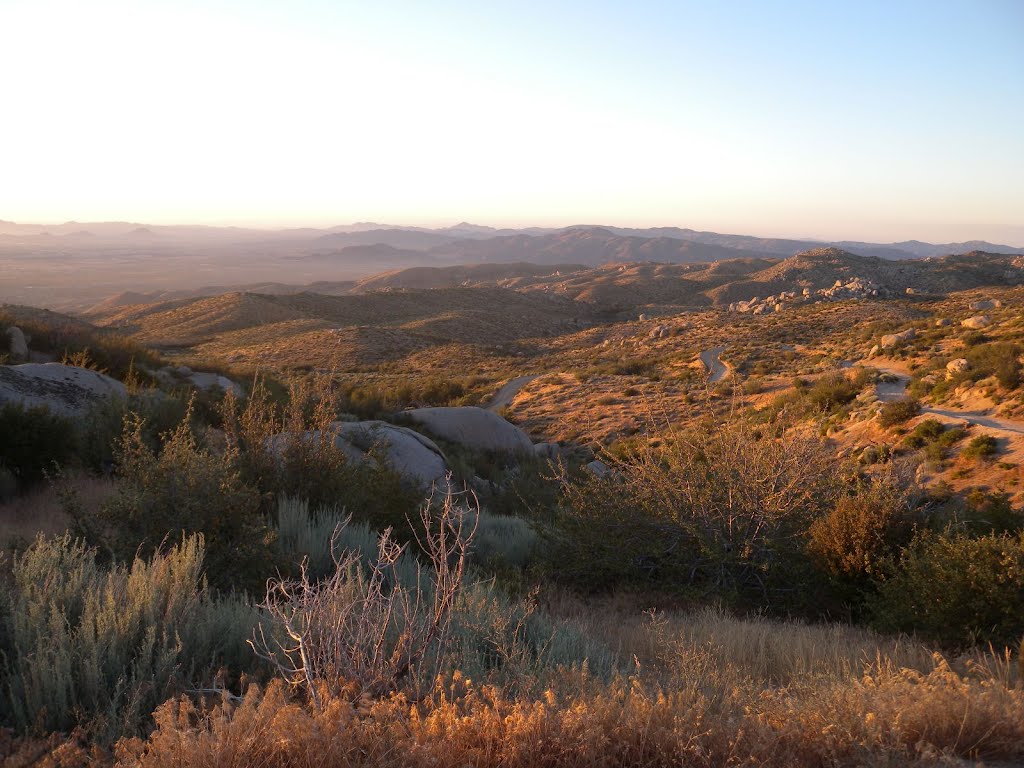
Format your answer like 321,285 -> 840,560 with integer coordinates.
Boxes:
700,346 -> 730,383
873,364 -> 1024,435
487,374 -> 541,411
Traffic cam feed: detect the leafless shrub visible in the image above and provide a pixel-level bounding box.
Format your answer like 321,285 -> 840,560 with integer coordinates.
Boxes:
250,484 -> 478,705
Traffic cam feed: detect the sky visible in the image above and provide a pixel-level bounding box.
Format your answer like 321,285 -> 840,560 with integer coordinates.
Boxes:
1,0 -> 1022,244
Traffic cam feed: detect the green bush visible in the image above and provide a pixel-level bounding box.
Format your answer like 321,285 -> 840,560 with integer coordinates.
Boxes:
961,434 -> 998,461
878,398 -> 921,428
966,342 -> 1022,390
870,530 -> 1024,649
0,534 -> 258,741
0,402 -> 77,491
806,371 -> 860,412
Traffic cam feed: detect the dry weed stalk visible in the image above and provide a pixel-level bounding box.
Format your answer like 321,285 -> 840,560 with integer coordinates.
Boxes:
250,483 -> 478,706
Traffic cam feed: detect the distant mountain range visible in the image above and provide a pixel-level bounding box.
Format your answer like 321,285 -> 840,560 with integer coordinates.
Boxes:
1,219 -> 1021,264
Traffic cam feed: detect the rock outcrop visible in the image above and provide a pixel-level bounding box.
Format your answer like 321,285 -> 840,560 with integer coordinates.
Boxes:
728,277 -> 883,315
0,363 -> 127,417
402,406 -> 534,455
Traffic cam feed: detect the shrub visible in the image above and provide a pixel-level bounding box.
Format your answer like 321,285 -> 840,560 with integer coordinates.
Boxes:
252,489 -> 477,701
0,534 -> 258,741
878,398 -> 921,427
962,434 -> 998,461
808,475 -> 916,585
966,342 -> 1022,390
221,378 -> 421,533
548,418 -> 846,611
0,403 -> 77,491
870,530 -> 1024,649
806,371 -> 860,412
71,411 -> 274,593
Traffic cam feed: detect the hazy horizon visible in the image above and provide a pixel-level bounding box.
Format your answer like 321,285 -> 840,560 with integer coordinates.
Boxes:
2,0 -> 1022,245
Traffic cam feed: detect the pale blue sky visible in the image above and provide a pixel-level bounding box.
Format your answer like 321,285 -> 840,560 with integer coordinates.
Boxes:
1,0 -> 1022,243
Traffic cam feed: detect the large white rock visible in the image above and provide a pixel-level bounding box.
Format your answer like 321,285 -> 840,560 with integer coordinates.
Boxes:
961,315 -> 991,330
879,328 -> 916,349
0,363 -> 127,417
402,406 -> 533,455
5,326 -> 28,362
266,420 -> 449,491
331,420 -> 448,489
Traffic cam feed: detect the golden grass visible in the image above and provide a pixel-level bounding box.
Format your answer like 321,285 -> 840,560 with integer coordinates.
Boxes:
93,602 -> 1023,768
109,655 -> 1023,767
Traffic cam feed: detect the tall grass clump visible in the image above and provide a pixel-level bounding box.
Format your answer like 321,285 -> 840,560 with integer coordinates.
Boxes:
0,534 -> 258,742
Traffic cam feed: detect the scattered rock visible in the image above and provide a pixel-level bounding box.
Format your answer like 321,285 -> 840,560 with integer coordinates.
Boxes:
868,344 -> 880,358
585,459 -> 609,477
961,315 -> 991,329
968,299 -> 998,311
5,326 -> 28,362
0,363 -> 127,417
934,318 -> 951,327
402,406 -> 534,455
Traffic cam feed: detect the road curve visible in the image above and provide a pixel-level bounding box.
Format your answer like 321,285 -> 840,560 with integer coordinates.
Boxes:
873,366 -> 1024,435
487,374 -> 541,411
700,346 -> 729,383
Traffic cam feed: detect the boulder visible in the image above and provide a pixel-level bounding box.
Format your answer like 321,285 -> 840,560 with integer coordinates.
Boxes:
332,421 -> 448,490
267,420 -> 449,491
188,371 -> 244,397
946,358 -> 970,376
585,459 -> 610,477
969,300 -> 996,311
961,315 -> 991,330
402,406 -> 533,455
533,442 -> 560,460
0,363 -> 127,417
868,344 -> 880,358
879,328 -> 916,349
5,326 -> 28,362
934,318 -> 951,327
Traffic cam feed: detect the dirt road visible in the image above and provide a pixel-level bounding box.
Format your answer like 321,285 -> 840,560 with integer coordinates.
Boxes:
873,365 -> 1024,435
487,374 -> 540,411
700,347 -> 730,383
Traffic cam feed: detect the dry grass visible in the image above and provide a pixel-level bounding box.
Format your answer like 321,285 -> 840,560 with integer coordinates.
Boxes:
56,601 -> 1014,767
109,640 -> 1023,768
